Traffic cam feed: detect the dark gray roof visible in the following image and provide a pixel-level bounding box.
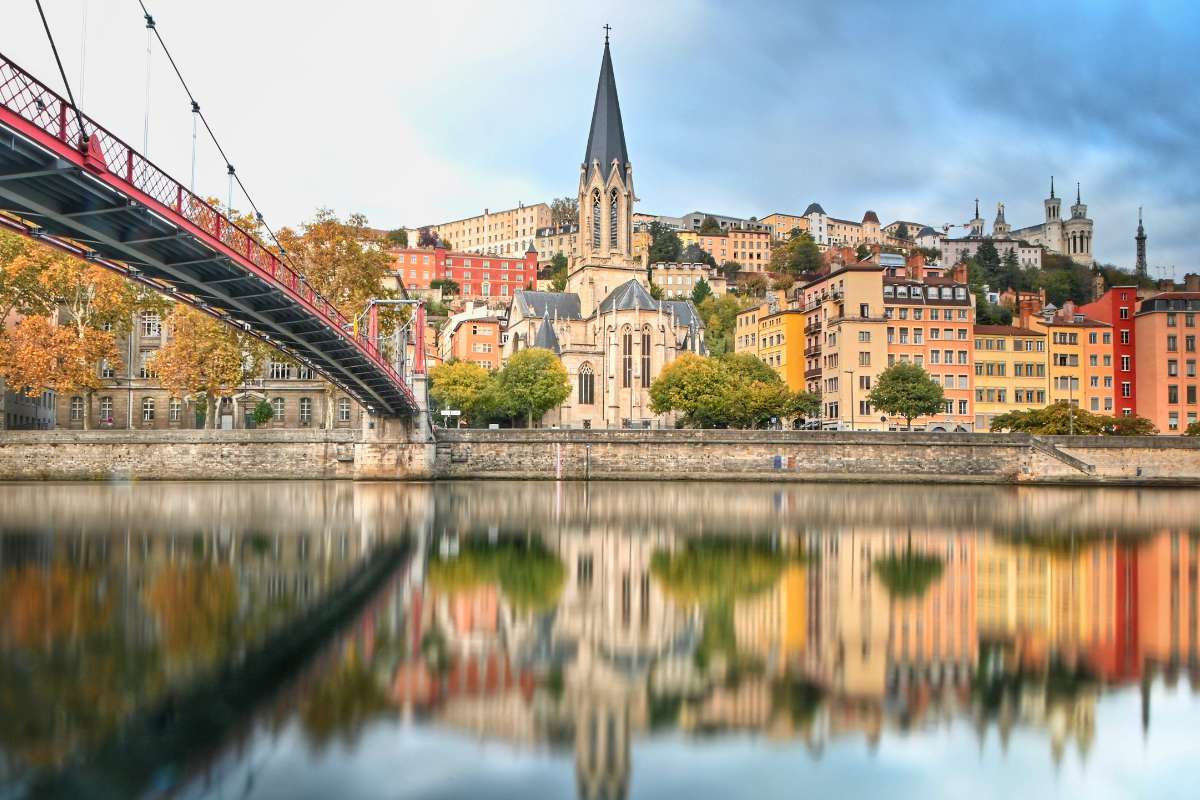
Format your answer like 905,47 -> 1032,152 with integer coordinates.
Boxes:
597,279 -> 658,314
803,202 -> 825,216
583,42 -> 629,180
532,315 -> 561,353
660,299 -> 702,329
514,290 -> 582,320
918,225 -> 937,236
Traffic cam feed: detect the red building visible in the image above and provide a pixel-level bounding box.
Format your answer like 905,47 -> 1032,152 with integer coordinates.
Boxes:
1080,286 -> 1143,416
389,243 -> 538,300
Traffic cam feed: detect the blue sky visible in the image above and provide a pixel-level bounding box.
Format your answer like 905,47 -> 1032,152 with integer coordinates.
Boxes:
6,1 -> 1198,274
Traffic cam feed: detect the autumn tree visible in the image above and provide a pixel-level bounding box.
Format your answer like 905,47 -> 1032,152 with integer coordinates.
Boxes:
429,360 -> 492,425
550,197 -> 580,227
152,306 -> 267,429
494,348 -> 569,427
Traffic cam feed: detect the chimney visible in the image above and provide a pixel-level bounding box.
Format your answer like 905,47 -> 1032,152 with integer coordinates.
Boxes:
906,251 -> 926,281
1185,273 -> 1200,292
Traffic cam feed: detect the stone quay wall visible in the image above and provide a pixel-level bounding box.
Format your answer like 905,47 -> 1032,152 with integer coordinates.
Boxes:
3,428 -> 1200,485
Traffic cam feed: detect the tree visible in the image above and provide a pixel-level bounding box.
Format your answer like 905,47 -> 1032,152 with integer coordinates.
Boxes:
0,230 -> 56,325
647,221 -> 682,263
252,399 -> 274,426
696,294 -> 746,356
429,360 -> 492,425
772,231 -> 821,276
1186,421 -> 1200,437
0,316 -> 120,430
866,362 -> 945,429
975,239 -> 1001,281
691,277 -> 713,305
1105,414 -> 1157,436
740,273 -> 769,298
495,348 -> 569,427
771,274 -> 795,292
650,354 -> 734,428
416,226 -> 439,248
720,260 -> 742,281
430,278 -> 460,296
152,306 -> 267,429
680,242 -> 717,267
894,222 -> 910,241
549,253 -> 569,291
989,404 -> 1108,435
384,228 -> 408,247
855,244 -> 870,262
550,197 -> 579,227
698,215 -> 722,235
277,209 -> 400,323
875,548 -> 944,600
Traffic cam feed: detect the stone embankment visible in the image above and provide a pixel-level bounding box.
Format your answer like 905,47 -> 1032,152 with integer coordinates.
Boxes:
2,428 -> 1200,485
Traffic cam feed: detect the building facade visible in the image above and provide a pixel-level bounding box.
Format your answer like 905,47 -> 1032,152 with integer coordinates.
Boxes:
972,325 -> 1049,431
1134,292 -> 1200,433
390,245 -> 538,301
1080,286 -> 1142,417
426,202 -> 551,257
650,262 -> 727,299
1026,304 -> 1113,413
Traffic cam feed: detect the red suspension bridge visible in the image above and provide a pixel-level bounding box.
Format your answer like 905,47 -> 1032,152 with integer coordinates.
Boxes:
0,50 -> 421,417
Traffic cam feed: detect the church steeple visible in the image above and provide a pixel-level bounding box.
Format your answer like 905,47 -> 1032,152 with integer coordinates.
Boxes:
1071,182 -> 1088,219
969,198 -> 985,236
582,35 -> 629,181
1045,176 -> 1061,222
1135,206 -> 1148,277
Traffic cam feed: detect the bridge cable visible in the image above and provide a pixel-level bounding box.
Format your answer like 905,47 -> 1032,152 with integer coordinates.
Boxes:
136,1 -> 298,271
33,0 -> 88,145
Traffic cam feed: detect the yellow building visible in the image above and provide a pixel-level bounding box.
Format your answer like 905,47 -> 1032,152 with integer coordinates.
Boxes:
799,265 -> 889,429
1026,307 -> 1112,411
972,324 -> 1049,431
757,305 -> 807,390
760,212 -> 808,241
429,202 -> 551,256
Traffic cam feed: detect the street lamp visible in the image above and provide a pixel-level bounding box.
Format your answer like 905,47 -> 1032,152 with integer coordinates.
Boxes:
844,369 -> 856,431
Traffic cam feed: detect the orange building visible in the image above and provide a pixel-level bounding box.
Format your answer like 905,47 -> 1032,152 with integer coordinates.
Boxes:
1134,292 -> 1200,432
1025,302 -> 1113,413
698,228 -> 771,271
444,316 -> 502,371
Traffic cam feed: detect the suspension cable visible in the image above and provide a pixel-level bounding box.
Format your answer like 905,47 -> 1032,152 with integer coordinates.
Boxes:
34,0 -> 88,144
136,1 -> 296,267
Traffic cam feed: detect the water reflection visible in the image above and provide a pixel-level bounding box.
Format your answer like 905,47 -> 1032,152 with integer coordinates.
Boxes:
1,482 -> 1198,799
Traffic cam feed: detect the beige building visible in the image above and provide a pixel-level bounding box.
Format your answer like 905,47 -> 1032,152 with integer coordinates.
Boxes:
428,202 -> 552,257
650,262 -> 727,299
760,212 -> 809,240
534,223 -> 579,265
502,40 -> 704,429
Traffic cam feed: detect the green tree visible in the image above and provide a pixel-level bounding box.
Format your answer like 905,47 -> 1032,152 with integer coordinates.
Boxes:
1186,421 -> 1200,436
681,242 -> 717,267
1105,414 -> 1157,436
1000,248 -> 1022,290
720,260 -> 743,282
417,226 -> 439,248
251,399 -> 274,426
875,547 -> 944,600
855,244 -> 870,262
691,276 -> 713,305
696,294 -> 747,355
384,228 -> 408,247
698,215 -> 722,235
740,273 -> 769,298
975,239 -> 1001,282
786,232 -> 822,275
894,222 -> 910,241
429,360 -> 492,424
989,403 -> 1108,435
771,274 -> 795,292
430,278 -> 460,296
495,348 -> 569,427
647,222 -> 682,263
649,353 -> 735,428
549,252 -> 569,292
866,362 -> 946,429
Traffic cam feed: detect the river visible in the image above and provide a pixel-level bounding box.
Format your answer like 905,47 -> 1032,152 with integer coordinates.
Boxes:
1,481 -> 1198,799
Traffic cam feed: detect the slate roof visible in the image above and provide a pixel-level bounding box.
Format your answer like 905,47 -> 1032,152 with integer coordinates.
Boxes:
803,202 -> 826,216
660,299 -> 702,329
532,314 -> 561,353
513,290 -> 582,320
862,210 -> 880,224
918,225 -> 938,237
597,279 -> 658,314
583,42 -> 629,180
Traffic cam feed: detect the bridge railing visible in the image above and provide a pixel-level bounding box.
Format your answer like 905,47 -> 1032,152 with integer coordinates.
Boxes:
0,52 -> 411,404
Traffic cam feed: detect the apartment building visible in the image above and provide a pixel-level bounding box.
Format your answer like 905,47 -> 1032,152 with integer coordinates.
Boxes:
427,202 -> 551,257
390,245 -> 538,300
972,325 -> 1049,431
650,263 -> 727,299
696,228 -> 771,270
734,296 -> 806,391
534,224 -> 579,265
1026,304 -> 1113,414
1080,286 -> 1142,416
759,213 -> 808,240
1134,292 -> 1200,433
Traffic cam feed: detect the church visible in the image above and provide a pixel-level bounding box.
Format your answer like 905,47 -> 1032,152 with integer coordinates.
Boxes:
1005,177 -> 1095,266
503,36 -> 705,429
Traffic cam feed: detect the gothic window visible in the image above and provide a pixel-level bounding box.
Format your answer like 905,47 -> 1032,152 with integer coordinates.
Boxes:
609,189 -> 619,252
622,328 -> 633,388
591,190 -> 601,250
578,363 -> 595,405
641,326 -> 651,388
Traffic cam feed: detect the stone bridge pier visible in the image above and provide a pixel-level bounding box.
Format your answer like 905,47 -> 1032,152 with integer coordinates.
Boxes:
356,374 -> 436,479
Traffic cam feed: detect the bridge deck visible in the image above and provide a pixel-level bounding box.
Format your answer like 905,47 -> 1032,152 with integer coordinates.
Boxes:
0,53 -> 415,415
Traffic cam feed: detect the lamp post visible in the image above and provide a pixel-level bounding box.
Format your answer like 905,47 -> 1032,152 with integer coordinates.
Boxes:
844,369 -> 856,431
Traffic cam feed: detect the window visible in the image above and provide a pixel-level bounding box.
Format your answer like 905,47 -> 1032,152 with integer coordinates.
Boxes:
641,328 -> 651,388
269,360 -> 291,380
859,375 -> 871,391
99,396 -> 113,422
609,189 -> 619,252
859,303 -> 869,318
169,397 -> 182,422
858,351 -> 871,367
300,397 -> 312,424
142,397 -> 155,421
272,397 -> 285,422
858,331 -> 871,343
1168,385 -> 1179,404
140,311 -> 161,337
297,365 -> 314,380
139,350 -> 155,379
591,190 -> 601,250
100,360 -> 116,379
1168,335 -> 1178,352
622,328 -> 633,388
338,397 -> 351,422
69,396 -> 84,421
1119,307 -> 1129,320
578,363 -> 595,405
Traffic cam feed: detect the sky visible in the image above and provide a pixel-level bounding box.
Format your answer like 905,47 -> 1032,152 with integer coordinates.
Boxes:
6,1 -> 1199,276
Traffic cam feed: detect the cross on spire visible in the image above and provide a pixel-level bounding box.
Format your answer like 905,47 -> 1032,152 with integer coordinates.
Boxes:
603,24 -> 611,44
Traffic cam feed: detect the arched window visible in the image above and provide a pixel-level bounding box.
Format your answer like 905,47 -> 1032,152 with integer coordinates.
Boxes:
591,190 -> 601,250
609,189 -> 619,252
578,363 -> 595,405
272,397 -> 285,422
621,327 -> 633,388
142,397 -> 155,422
641,326 -> 652,388
69,396 -> 83,422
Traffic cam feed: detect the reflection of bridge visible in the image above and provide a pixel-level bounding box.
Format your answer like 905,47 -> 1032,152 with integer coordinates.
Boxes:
26,540 -> 413,798
0,53 -> 417,415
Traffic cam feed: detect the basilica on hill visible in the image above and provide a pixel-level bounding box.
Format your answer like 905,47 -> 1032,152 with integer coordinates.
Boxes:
503,37 -> 705,429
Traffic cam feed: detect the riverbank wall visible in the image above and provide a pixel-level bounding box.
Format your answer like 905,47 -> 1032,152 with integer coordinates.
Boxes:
3,428 -> 1200,485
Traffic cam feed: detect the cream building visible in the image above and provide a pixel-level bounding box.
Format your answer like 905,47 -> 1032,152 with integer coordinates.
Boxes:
428,202 -> 552,257
503,39 -> 704,429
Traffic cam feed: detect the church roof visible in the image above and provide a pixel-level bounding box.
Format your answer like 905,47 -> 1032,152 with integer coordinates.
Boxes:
597,279 -> 658,314
513,290 -> 582,320
532,314 -> 561,353
803,202 -> 826,216
660,299 -> 702,329
583,41 -> 629,180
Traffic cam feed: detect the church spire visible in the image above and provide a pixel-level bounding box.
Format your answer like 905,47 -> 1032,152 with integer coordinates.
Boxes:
582,31 -> 629,181
1050,175 -> 1055,199
1076,181 -> 1081,204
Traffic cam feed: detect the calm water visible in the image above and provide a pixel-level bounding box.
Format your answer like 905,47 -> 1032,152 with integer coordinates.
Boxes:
1,481 -> 1199,799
